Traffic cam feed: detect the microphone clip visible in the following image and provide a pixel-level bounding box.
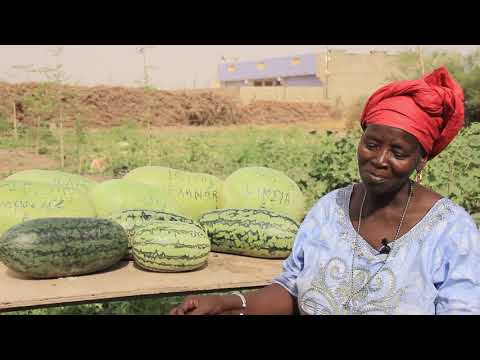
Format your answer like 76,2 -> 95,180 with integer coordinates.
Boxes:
379,238 -> 391,254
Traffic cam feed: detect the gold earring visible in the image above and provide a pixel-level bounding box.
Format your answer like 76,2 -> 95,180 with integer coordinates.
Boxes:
416,169 -> 424,184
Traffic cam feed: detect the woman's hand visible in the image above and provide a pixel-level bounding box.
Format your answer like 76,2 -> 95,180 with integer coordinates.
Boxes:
170,284 -> 296,315
169,295 -> 226,315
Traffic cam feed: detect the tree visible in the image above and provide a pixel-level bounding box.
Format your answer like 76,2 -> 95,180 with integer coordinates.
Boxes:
136,46 -> 157,166
15,46 -> 75,165
389,48 -> 480,126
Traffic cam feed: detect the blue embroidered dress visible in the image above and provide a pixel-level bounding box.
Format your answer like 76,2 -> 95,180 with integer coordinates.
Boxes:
272,184 -> 480,315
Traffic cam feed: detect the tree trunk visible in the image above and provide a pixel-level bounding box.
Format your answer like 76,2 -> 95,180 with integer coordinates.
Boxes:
59,111 -> 64,169
147,116 -> 152,166
35,117 -> 40,155
77,151 -> 82,174
12,100 -> 18,141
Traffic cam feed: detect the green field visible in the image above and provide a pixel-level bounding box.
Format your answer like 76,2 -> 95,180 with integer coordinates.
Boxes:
1,122 -> 479,314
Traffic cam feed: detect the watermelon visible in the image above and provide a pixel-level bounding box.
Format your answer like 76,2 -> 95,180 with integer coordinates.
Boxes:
0,218 -> 128,279
199,208 -> 299,259
132,221 -> 210,272
220,167 -> 305,222
89,179 -> 177,218
0,180 -> 96,236
123,166 -> 222,220
6,169 -> 97,193
108,209 -> 203,259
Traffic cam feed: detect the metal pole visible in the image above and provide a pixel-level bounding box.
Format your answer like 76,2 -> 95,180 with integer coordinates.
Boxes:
417,45 -> 425,76
325,45 -> 330,100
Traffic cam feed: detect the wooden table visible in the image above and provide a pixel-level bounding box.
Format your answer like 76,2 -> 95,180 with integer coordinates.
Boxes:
0,253 -> 284,312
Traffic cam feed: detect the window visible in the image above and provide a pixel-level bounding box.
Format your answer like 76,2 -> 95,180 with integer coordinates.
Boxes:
256,62 -> 266,70
252,79 -> 281,87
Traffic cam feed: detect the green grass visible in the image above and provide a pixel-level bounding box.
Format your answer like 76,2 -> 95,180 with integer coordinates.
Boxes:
3,295 -> 187,315
2,290 -> 253,315
0,123 -> 333,207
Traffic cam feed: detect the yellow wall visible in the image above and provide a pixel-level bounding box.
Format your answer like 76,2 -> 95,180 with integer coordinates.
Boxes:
238,86 -> 328,105
316,51 -> 403,105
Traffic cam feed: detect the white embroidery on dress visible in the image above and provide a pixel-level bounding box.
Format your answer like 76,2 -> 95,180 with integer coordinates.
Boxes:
335,185 -> 455,259
299,257 -> 405,315
298,186 -> 457,315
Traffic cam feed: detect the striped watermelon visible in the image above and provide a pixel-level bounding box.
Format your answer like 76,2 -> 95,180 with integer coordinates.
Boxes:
0,218 -> 128,279
108,209 -> 203,259
199,208 -> 299,259
132,221 -> 210,272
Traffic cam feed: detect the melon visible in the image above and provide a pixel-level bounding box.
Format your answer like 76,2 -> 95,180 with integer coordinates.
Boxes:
199,208 -> 299,259
123,166 -> 222,220
220,167 -> 305,221
132,220 -> 210,272
89,179 -> 177,218
0,180 -> 96,236
0,218 -> 128,279
6,169 -> 97,193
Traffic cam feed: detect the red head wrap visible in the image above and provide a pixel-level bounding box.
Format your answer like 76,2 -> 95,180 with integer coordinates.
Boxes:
360,66 -> 464,159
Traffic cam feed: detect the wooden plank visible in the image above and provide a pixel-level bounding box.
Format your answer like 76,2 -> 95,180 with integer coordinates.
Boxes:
0,253 -> 284,311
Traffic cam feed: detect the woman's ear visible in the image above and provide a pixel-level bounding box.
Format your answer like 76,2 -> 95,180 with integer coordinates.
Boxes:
416,151 -> 428,173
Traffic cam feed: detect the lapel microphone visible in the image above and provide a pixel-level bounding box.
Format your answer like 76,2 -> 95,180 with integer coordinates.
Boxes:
379,238 -> 391,254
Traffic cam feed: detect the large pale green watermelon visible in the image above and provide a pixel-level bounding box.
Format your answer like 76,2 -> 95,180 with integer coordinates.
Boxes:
220,167 -> 305,222
0,180 -> 97,236
89,179 -> 177,218
123,166 -> 222,220
6,169 -> 97,193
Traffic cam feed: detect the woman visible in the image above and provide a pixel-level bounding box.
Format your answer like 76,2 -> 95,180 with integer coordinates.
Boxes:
170,67 -> 480,315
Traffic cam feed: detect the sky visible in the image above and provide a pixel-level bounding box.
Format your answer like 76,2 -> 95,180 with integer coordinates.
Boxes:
0,45 -> 477,89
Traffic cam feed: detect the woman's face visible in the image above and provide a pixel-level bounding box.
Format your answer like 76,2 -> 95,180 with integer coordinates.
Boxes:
357,124 -> 427,194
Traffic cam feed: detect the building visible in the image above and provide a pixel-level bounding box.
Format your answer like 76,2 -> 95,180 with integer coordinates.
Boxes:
217,50 -> 404,106
218,53 -> 323,87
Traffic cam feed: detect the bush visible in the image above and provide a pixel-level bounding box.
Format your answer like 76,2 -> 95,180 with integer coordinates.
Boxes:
308,124 -> 480,217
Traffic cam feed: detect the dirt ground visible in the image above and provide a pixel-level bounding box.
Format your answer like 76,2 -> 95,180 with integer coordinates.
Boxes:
0,82 -> 334,127
139,119 -> 348,134
0,149 -> 58,176
0,149 -> 113,181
